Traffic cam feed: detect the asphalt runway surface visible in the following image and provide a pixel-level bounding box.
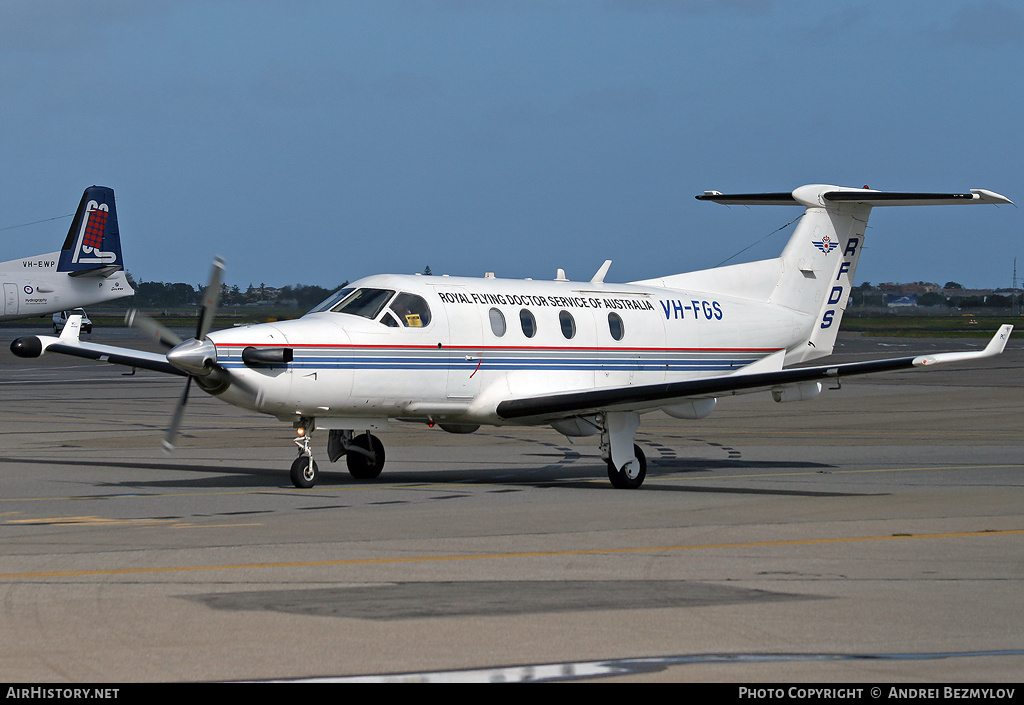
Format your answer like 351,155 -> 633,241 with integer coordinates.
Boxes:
0,325 -> 1021,683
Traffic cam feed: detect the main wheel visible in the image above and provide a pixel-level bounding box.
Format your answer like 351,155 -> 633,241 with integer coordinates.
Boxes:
606,444 -> 646,489
290,455 -> 319,488
346,433 -> 386,479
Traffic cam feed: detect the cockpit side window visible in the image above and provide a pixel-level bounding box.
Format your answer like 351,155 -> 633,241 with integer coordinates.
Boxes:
388,293 -> 432,327
330,288 -> 395,319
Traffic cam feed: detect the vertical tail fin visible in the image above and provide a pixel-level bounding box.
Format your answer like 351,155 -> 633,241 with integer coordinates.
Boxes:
769,186 -> 872,363
57,186 -> 124,274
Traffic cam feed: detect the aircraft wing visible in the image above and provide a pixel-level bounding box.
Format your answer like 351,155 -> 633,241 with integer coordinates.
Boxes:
496,326 -> 1013,422
12,323 -> 1013,423
10,328 -> 185,377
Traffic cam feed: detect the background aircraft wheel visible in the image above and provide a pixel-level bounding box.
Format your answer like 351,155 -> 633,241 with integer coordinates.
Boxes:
346,433 -> 385,479
606,444 -> 646,489
290,456 -> 319,488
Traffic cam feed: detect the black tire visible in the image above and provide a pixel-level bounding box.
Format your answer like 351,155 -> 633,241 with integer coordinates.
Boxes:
606,444 -> 646,489
346,433 -> 385,479
290,455 -> 319,488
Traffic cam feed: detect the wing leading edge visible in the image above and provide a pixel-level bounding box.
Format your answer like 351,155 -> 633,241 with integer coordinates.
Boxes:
496,326 -> 1013,422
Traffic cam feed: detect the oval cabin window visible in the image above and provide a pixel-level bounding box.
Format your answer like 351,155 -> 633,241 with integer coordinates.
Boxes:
519,309 -> 537,338
489,308 -> 506,337
608,312 -> 624,341
559,310 -> 576,339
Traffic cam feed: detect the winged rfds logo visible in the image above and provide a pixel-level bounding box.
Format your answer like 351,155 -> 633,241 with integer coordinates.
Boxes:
812,233 -> 837,255
72,200 -> 117,265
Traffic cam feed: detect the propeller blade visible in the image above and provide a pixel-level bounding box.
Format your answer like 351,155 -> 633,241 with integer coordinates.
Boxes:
160,256 -> 249,453
163,377 -> 193,453
125,309 -> 184,350
196,256 -> 225,340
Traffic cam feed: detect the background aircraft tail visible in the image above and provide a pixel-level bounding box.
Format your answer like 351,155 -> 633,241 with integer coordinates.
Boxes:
57,186 -> 125,275
675,185 -> 1011,364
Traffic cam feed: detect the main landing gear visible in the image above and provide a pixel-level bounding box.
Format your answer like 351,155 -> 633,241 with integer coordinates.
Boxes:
606,443 -> 647,489
599,410 -> 647,489
289,420 -> 386,488
287,412 -> 646,490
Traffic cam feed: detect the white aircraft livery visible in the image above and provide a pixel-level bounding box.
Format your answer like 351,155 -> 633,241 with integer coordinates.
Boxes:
0,186 -> 133,321
10,184 -> 1013,489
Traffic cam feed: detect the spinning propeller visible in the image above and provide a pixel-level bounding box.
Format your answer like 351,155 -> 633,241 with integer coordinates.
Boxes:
126,256 -> 251,451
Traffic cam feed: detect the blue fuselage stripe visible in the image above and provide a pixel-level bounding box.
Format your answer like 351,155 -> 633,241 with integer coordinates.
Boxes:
218,350 -> 766,372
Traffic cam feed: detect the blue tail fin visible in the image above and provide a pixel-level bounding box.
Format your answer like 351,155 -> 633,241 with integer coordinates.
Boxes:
57,186 -> 124,274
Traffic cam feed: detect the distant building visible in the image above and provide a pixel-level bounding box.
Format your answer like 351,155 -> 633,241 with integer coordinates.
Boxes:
885,295 -> 918,308
879,282 -> 941,297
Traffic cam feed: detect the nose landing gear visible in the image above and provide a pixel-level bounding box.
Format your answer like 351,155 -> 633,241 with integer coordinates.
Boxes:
289,420 -> 387,488
290,423 -> 319,488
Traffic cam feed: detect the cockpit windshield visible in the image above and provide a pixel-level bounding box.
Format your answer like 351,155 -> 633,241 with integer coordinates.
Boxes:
329,288 -> 395,319
306,287 -> 354,314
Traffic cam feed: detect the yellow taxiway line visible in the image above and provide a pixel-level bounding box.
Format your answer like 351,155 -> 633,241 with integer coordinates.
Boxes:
0,528 -> 1020,580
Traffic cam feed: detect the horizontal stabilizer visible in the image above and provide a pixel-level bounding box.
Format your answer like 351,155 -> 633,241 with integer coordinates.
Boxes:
697,186 -> 1012,207
823,189 -> 1012,206
697,191 -> 798,205
67,264 -> 123,278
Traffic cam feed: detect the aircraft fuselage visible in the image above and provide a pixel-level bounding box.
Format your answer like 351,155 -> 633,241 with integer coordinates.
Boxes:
0,251 -> 133,321
208,272 -> 811,426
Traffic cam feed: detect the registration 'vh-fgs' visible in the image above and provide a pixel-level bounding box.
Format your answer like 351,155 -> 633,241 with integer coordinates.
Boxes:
11,184 -> 1014,489
1,186 -> 133,321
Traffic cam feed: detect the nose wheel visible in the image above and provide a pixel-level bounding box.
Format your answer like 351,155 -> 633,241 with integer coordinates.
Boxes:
290,426 -> 319,488
290,455 -> 319,489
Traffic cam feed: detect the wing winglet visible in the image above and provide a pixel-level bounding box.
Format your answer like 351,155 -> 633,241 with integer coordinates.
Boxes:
58,314 -> 83,341
913,325 -> 1013,366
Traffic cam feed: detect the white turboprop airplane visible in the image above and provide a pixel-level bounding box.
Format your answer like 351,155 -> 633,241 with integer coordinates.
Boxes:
0,186 -> 133,321
10,184 -> 1014,489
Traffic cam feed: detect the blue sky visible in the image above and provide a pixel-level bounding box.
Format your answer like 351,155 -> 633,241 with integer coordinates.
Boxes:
1,1 -> 1020,291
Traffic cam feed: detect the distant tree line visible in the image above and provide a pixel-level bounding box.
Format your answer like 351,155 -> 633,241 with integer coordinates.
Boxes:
124,273 -> 345,310
850,281 -> 1020,309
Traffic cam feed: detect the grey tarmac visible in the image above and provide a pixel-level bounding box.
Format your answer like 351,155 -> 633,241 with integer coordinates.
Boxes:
0,327 -> 1021,683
